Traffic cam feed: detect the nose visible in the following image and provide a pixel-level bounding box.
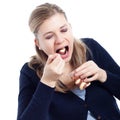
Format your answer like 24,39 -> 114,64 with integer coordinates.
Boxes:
55,34 -> 64,44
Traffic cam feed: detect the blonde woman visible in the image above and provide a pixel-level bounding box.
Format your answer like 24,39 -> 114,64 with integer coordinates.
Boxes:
17,3 -> 120,120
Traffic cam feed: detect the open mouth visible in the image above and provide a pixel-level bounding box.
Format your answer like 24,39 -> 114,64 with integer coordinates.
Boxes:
56,46 -> 69,55
55,46 -> 69,59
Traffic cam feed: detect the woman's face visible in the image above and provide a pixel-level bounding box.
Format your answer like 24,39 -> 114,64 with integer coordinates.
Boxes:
35,13 -> 74,63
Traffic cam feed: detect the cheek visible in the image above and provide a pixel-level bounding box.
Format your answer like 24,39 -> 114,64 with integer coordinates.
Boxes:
41,43 -> 55,55
68,35 -> 74,46
69,37 -> 74,53
67,31 -> 74,42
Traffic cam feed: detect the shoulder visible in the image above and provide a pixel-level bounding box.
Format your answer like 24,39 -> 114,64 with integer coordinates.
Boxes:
20,62 -> 40,85
81,38 -> 99,46
80,38 -> 107,60
20,62 -> 37,78
21,62 -> 34,73
81,38 -> 103,51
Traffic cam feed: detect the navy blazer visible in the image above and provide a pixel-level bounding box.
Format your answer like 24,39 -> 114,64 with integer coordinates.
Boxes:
17,38 -> 120,120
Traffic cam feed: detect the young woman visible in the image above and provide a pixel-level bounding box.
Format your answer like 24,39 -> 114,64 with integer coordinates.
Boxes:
17,3 -> 120,120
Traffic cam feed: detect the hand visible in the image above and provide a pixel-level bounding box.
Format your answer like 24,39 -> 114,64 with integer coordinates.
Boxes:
41,54 -> 65,87
74,60 -> 107,84
75,78 -> 91,90
69,71 -> 91,90
59,67 -> 92,90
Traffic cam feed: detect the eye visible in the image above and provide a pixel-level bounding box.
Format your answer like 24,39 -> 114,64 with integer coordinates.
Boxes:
61,28 -> 68,33
45,34 -> 53,40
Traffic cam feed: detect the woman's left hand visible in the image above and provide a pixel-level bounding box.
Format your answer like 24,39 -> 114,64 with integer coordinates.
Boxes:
74,60 -> 107,83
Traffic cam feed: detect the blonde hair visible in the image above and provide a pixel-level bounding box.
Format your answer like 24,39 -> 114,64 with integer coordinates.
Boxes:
28,3 -> 88,92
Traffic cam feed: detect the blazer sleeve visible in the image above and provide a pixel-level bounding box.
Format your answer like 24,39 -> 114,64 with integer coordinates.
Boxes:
83,38 -> 120,100
17,63 -> 54,120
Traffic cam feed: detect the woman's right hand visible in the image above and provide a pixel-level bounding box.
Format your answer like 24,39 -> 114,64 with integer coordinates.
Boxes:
41,54 -> 65,88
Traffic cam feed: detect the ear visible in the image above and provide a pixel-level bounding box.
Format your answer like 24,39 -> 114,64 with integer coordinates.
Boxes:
34,38 -> 41,49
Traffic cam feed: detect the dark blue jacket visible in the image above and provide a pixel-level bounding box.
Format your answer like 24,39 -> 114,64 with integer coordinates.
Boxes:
17,38 -> 120,120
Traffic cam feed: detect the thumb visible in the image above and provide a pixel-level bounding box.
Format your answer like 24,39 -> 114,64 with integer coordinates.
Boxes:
46,54 -> 59,64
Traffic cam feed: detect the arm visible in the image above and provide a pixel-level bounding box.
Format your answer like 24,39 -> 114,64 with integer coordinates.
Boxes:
83,38 -> 120,100
17,63 -> 54,120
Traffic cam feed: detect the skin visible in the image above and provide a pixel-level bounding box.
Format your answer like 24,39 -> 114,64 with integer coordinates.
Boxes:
34,13 -> 107,88
35,13 -> 74,62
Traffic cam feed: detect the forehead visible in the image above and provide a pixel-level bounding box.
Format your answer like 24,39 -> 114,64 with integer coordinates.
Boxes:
38,13 -> 68,34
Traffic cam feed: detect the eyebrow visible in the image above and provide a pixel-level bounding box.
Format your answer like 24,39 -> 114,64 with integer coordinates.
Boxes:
60,24 -> 67,29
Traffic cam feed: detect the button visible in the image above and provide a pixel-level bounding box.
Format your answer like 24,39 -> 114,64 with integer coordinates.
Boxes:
97,115 -> 101,120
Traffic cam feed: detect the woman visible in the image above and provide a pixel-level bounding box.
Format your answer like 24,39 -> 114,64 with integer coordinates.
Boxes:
17,3 -> 120,120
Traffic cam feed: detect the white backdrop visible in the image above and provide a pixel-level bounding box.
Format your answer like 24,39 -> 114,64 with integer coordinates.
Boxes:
0,0 -> 120,119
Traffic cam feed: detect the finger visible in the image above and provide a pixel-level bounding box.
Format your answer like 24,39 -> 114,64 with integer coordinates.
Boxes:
56,60 -> 65,73
75,64 -> 98,79
84,74 -> 98,82
75,63 -> 87,73
79,81 -> 91,90
52,54 -> 63,65
80,71 -> 94,79
75,68 -> 88,78
46,54 -> 59,64
69,71 -> 79,81
83,82 -> 91,89
74,64 -> 92,77
75,78 -> 81,85
75,61 -> 93,72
